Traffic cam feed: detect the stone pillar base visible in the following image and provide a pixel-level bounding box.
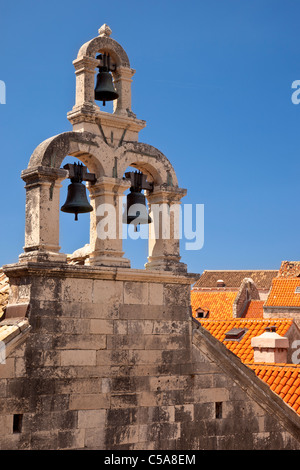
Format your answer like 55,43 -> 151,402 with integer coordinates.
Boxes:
19,250 -> 67,265
145,255 -> 187,273
88,251 -> 131,268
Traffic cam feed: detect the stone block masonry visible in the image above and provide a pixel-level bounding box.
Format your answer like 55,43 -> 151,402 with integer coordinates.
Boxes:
1,263 -> 300,450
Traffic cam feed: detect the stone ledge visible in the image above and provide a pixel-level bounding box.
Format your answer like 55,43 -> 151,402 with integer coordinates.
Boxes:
3,262 -> 198,285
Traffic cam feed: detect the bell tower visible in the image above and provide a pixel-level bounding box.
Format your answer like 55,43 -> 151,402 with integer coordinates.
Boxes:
1,25 -> 198,450
17,23 -> 188,272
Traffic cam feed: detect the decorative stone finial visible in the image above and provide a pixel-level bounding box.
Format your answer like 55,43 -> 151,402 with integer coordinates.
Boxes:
98,24 -> 112,37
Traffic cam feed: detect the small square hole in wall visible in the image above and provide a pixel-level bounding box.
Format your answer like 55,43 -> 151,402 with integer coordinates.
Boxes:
215,402 -> 222,419
13,414 -> 23,433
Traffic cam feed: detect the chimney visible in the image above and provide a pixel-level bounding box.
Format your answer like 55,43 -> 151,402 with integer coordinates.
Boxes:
251,325 -> 289,363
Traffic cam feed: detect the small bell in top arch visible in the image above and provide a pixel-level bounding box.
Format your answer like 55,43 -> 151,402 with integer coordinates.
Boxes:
94,53 -> 119,106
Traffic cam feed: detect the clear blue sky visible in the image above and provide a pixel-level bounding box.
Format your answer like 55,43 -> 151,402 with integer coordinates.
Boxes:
1,0 -> 300,274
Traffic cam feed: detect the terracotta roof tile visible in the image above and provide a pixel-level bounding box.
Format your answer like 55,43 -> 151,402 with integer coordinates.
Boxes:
265,278 -> 300,307
247,364 -> 300,416
191,291 -> 237,320
197,318 -> 293,364
242,300 -> 264,318
195,313 -> 300,415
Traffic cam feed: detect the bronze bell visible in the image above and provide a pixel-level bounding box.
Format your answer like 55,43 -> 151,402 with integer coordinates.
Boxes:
95,53 -> 119,106
61,162 -> 94,221
124,190 -> 152,227
61,182 -> 93,221
123,171 -> 152,230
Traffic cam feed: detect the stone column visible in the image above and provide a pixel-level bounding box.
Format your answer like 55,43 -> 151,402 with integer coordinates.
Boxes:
87,176 -> 131,267
145,186 -> 187,273
113,66 -> 135,116
19,166 -> 67,264
72,56 -> 99,109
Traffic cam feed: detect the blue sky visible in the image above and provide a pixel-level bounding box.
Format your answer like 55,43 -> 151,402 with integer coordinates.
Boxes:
1,0 -> 300,274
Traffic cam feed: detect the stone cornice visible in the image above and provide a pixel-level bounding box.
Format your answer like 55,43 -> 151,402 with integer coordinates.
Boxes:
3,262 -> 199,285
67,107 -> 146,132
21,166 -> 68,183
96,112 -> 146,132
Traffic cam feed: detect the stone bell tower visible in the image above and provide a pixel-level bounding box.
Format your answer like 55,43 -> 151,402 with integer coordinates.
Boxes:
2,25 -> 197,450
18,23 -> 187,272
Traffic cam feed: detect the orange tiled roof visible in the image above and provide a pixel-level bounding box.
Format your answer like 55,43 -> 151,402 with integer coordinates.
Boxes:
249,364 -> 300,415
191,291 -> 237,320
197,318 -> 293,364
242,300 -> 264,318
265,278 -> 300,307
197,317 -> 300,415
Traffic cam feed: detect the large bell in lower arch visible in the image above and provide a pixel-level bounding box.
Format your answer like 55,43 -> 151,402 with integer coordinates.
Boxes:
61,182 -> 93,221
123,190 -> 152,229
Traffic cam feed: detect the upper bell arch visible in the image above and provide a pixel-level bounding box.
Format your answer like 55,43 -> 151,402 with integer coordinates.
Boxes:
68,23 -> 144,136
77,24 -> 130,67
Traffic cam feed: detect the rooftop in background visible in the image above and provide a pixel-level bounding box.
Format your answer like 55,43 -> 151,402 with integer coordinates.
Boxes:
191,262 -> 300,418
197,318 -> 294,364
265,278 -> 300,308
249,364 -> 300,416
191,290 -> 237,320
242,299 -> 265,318
193,270 -> 278,290
278,261 -> 300,278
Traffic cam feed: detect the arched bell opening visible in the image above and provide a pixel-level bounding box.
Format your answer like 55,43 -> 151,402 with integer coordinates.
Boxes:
21,131 -> 113,265
93,51 -> 119,114
121,166 -> 153,269
59,154 -> 101,264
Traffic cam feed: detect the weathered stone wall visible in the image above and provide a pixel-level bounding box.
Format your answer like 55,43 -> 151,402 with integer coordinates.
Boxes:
1,264 -> 300,450
264,308 -> 300,334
